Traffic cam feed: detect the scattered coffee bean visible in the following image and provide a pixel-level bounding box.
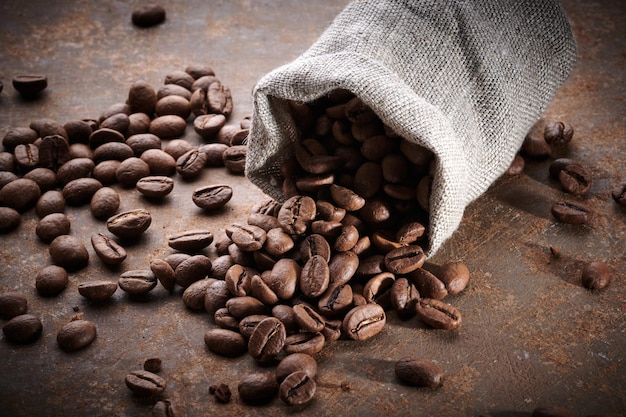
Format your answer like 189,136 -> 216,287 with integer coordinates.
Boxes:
0,178 -> 41,212
143,357 -> 162,373
35,191 -> 66,219
192,184 -> 233,210
279,371 -> 316,406
0,207 -> 21,232
209,383 -> 231,403
0,292 -> 28,318
119,270 -> 158,295
136,176 -> 174,198
204,328 -> 247,357
168,229 -> 214,252
125,369 -> 167,397
415,298 -> 461,330
57,319 -> 97,351
2,314 -> 43,344
91,233 -> 127,265
12,74 -> 48,97
237,373 -> 278,404
581,261 -> 611,290
49,235 -> 89,271
342,303 -> 386,341
35,265 -> 68,296
106,209 -> 152,239
558,163 -> 591,195
276,353 -> 318,383
551,201 -> 591,224
78,280 -> 118,301
248,317 -> 286,362
394,357 -> 444,389
35,212 -> 71,243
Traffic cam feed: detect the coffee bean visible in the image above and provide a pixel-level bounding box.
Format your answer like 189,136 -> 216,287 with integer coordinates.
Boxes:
89,127 -> 125,148
505,154 -> 525,175
204,328 -> 247,357
581,261 -> 611,290
128,80 -> 157,116
559,163 -> 591,195
522,120 -> 552,159
150,115 -> 186,139
437,261 -> 470,295
551,201 -> 591,224
136,176 -> 174,199
63,120 -> 93,144
155,95 -> 191,119
279,371 -> 317,406
193,114 -> 226,140
3,314 -> 43,344
394,357 -> 444,389
106,209 -> 152,239
143,357 -> 161,373
0,172 -> 18,189
62,178 -> 103,206
328,251 -> 359,288
283,332 -> 325,355
0,206 -> 21,232
543,120 -> 574,146
78,280 -> 118,301
0,151 -> 16,171
227,223 -> 267,252
174,149 -> 206,179
409,267 -> 448,300
49,235 -> 89,271
91,233 -> 127,265
38,135 -> 70,170
278,195 -> 316,235
2,127 -> 38,151
125,370 -> 167,397
226,296 -> 266,319
167,229 -> 214,253
222,145 -> 247,175
183,279 -> 215,310
157,84 -> 192,100
299,233 -> 331,263
415,298 -> 461,330
342,303 -> 386,341
192,184 -> 233,210
237,314 -> 270,338
248,317 -> 286,362
198,143 -> 228,167
35,265 -> 68,296
12,75 -> 47,97
237,373 -> 278,405
175,254 -> 212,288
363,272 -> 395,307
126,133 -> 161,156
204,280 -> 230,315
150,258 -> 176,292
209,383 -> 231,404
300,255 -> 330,298
390,277 -> 420,316
164,70 -> 195,91
22,168 -> 58,193
116,157 -> 151,187
140,148 -> 177,176
57,319 -> 97,351
214,307 -> 240,331
0,178 -> 41,212
318,283 -> 353,317
57,158 -> 95,186
93,142 -> 134,162
152,400 -> 185,417
126,113 -> 150,136
384,245 -> 425,274
0,292 -> 28,318
35,212 -> 71,243
224,264 -> 254,297
276,353 -> 318,383
93,160 -> 121,185
90,187 -> 120,220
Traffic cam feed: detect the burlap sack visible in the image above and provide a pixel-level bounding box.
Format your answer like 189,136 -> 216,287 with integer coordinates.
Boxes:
246,0 -> 577,257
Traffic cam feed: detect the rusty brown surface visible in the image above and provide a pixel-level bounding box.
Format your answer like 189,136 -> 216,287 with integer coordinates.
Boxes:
0,1 -> 624,416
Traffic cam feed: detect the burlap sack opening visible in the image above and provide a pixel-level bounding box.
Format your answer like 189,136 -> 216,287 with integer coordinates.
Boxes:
247,0 -> 577,257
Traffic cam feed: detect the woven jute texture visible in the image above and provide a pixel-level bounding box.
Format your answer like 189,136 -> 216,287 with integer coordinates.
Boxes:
246,0 -> 576,257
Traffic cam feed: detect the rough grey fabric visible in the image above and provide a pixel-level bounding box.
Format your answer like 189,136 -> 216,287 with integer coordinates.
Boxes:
246,0 -> 576,257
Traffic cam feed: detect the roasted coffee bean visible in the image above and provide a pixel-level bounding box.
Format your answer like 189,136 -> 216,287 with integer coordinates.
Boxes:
263,259 -> 299,301
329,184 -> 365,211
90,187 -> 120,220
93,160 -> 121,185
192,184 -> 232,210
204,280 -> 230,315
0,292 -> 28,318
548,158 -> 576,179
248,317 -> 286,362
353,161 -> 382,198
128,80 -> 157,116
345,96 -> 377,124
35,213 -> 70,243
140,148 -> 177,176
63,178 -> 103,206
209,383 -> 232,404
206,80 -> 233,116
300,255 -> 330,298
279,371 -> 316,406
295,140 -> 343,175
359,198 -> 393,225
278,195 -> 316,235
155,95 -> 191,119
363,272 -> 395,306
93,142 -> 133,162
99,102 -> 130,122
204,328 -> 246,357
222,145 -> 246,174
2,127 -> 38,150
237,373 -> 279,404
175,255 -> 212,288
264,227 -> 294,257
581,261 -> 611,290
543,120 -> 574,146
237,314 -> 270,339
551,201 -> 591,224
0,151 -> 16,171
394,357 -> 444,389
311,219 -> 342,239
211,254 -> 235,279
142,358 -> 162,374
522,119 -> 552,159
396,221 -> 426,245
385,245 -> 425,274
328,251 -> 359,287
116,157 -> 150,187
283,332 -> 325,355
100,113 -> 129,134
415,298 -> 461,330
3,314 -> 43,344
89,127 -> 125,148
37,135 -> 69,170
437,261 -> 470,295
150,258 -> 176,291
559,163 -> 591,195
300,234 -> 331,263
165,253 -> 192,269
276,353 -> 318,383
0,206 -> 21,232
316,200 -> 346,222
189,88 -> 207,116
226,296 -> 266,319
251,274 -> 280,305
214,307 -> 240,331
371,230 -> 403,253
612,181 -> 626,206
12,74 -> 47,97
35,265 -> 68,296
164,139 -> 194,160
49,235 -> 89,271
0,178 -> 41,212
136,176 -> 174,199
292,303 -> 326,334
91,233 -> 127,265
107,209 -> 152,239
343,303 -> 386,341
334,224 -> 359,252
57,319 -> 97,351
198,143 -> 228,167
56,158 -> 95,186
409,268 -> 448,300
63,120 -> 93,144
126,133 -> 161,156
119,270 -> 158,295
356,254 -> 386,277
157,84 -> 192,100
125,370 -> 167,397
77,280 -> 118,301
185,63 -> 215,80
0,171 -> 18,189
416,176 -> 433,212
224,264 -> 253,297
164,70 -> 195,90
168,230 -> 214,253
176,149 -> 207,179
151,399 -> 185,417
150,115 -> 186,139
318,284 -> 353,317
390,277 -> 420,315
185,279 -> 216,309
227,223 -> 267,252
193,114 -> 226,140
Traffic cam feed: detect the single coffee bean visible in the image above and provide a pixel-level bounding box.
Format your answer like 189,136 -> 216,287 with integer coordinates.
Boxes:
176,149 -> 207,179
225,264 -> 254,297
193,114 -> 226,139
559,163 -> 591,195
330,184 -> 365,211
0,292 -> 28,318
522,120 -> 552,159
214,307 -> 240,331
35,265 -> 68,296
551,201 -> 591,224
264,227 -> 294,257
238,314 -> 271,339
548,158 -> 576,179
209,383 -> 232,404
532,406 -> 577,417
247,212 -> 281,234
363,272 -> 395,307
276,353 -> 318,383
78,280 -> 118,301
390,277 -> 420,315
198,143 -> 228,167
409,267 -> 448,300
150,115 -> 186,139
3,314 -> 43,344
143,357 -> 161,373
116,157 -> 151,187
128,80 -> 157,116
49,235 -> 89,271
2,127 -> 38,151
318,284 -> 353,317
12,74 -> 47,97
62,178 -> 103,206
394,357 -> 444,389
328,251 -> 359,287
22,169 -> 57,193
157,84 -> 192,100
396,221 -> 426,245
185,63 -> 215,80
125,370 -> 167,397
106,209 -> 152,239
612,181 -> 626,206
189,88 -> 208,116
37,135 -> 70,170
90,187 -> 120,220
126,133 -> 161,156
164,70 -> 195,91
581,261 -> 611,290
278,195 -> 317,235
168,229 -> 214,252
91,233 -> 127,265
99,102 -> 130,122
63,120 -> 93,144
89,127 -> 125,148
204,328 -> 247,357
140,148 -> 177,176
152,400 -> 184,417
293,303 -> 326,333
250,275 -> 280,305
283,332 -> 325,355
543,120 -> 574,146
56,158 -> 95,186
248,317 -> 286,362
206,80 -> 233,116
0,151 -> 16,171
226,296 -> 266,319
227,223 -> 267,252
164,139 -> 194,160
35,212 -> 71,243
343,303 -> 386,341
192,184 -> 233,210
237,373 -> 279,405
0,172 -> 18,189
299,234 -> 331,263
136,176 -> 174,199
219,144 -> 245,175
437,261 -> 470,295
57,319 -> 97,351
321,319 -> 343,342
0,178 -> 41,212
415,298 -> 461,330
93,160 -> 121,185
155,95 -> 191,119
264,258 -> 300,300
150,258 -> 176,291
300,255 -> 330,298
0,207 -> 21,232
175,254 -> 212,288
384,245 -> 425,274
279,371 -> 317,406
204,280 -> 230,315
93,142 -> 134,162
